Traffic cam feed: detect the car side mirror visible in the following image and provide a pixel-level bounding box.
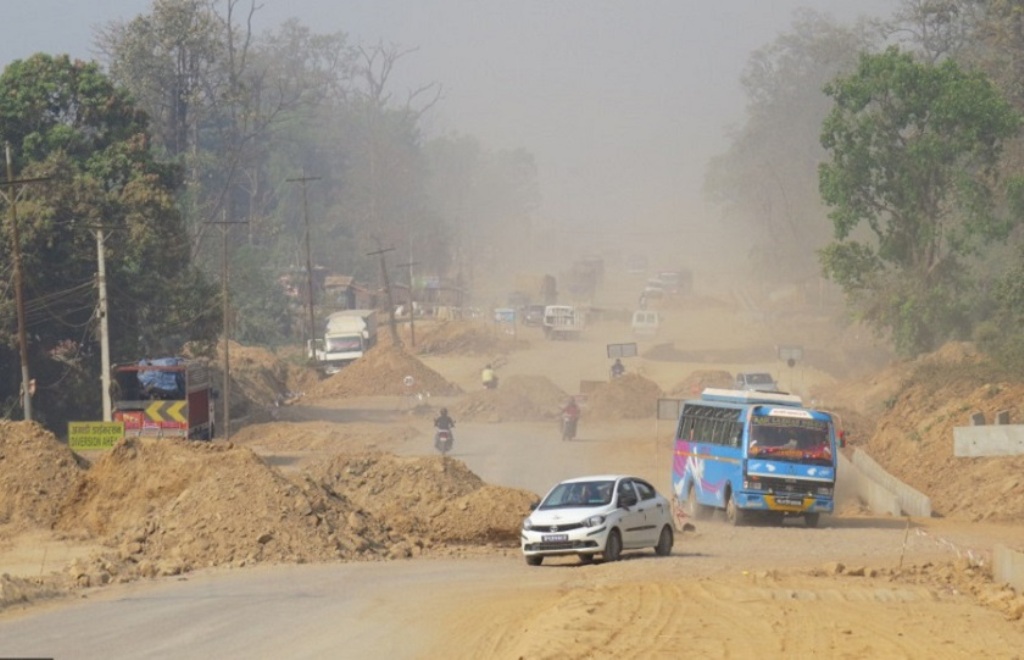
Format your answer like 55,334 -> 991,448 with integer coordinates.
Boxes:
619,492 -> 637,508
529,500 -> 539,511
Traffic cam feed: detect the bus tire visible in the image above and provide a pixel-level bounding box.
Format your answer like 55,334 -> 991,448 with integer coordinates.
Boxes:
725,492 -> 747,526
687,484 -> 712,521
805,513 -> 820,528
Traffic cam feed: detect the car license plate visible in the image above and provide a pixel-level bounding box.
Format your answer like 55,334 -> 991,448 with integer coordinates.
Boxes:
542,534 -> 568,542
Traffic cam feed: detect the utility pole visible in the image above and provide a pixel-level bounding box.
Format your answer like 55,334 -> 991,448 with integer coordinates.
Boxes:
1,143 -> 51,421
285,174 -> 321,362
397,260 -> 419,348
368,241 -> 400,346
209,214 -> 247,441
96,228 -> 111,421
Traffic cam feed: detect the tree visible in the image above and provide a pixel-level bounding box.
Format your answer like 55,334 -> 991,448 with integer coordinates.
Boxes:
704,10 -> 876,284
0,53 -> 218,430
818,47 -> 1020,355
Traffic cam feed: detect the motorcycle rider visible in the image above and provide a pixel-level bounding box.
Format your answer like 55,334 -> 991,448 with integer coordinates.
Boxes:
560,397 -> 580,439
433,407 -> 456,451
481,363 -> 498,389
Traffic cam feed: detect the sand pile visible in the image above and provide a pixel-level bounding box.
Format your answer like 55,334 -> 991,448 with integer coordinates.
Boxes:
307,345 -> 462,398
668,370 -> 734,397
0,421 -> 85,529
452,374 -> 568,422
586,373 -> 663,420
55,438 -> 393,571
306,452 -> 536,545
415,321 -> 526,356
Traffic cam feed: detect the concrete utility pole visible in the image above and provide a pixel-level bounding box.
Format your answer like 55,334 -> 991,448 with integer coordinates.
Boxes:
1,143 -> 51,421
368,242 -> 400,346
285,174 -> 321,362
96,228 -> 111,421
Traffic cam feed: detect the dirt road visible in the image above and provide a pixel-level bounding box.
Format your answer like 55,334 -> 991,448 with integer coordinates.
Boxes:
3,408 -> 1024,658
3,289 -> 1024,658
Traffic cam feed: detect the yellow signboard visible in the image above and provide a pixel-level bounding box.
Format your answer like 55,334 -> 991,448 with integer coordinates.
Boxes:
68,421 -> 125,450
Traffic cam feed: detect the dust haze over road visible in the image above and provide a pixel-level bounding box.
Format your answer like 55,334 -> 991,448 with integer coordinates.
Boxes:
0,0 -> 897,235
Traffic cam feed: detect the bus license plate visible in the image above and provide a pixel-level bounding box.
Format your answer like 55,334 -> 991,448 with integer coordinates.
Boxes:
543,534 -> 568,542
777,496 -> 803,507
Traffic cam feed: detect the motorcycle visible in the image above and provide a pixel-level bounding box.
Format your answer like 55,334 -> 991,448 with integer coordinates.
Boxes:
483,376 -> 499,390
561,414 -> 578,441
434,429 -> 454,455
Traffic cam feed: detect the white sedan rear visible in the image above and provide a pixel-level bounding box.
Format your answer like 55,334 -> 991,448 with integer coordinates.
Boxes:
521,475 -> 674,565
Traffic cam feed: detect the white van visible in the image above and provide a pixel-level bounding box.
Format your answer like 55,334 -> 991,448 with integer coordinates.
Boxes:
631,310 -> 660,336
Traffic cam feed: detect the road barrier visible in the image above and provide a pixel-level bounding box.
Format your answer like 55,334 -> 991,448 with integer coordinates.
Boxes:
850,449 -> 932,518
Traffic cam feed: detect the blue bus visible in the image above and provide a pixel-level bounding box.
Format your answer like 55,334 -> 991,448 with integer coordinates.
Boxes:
671,388 -> 841,528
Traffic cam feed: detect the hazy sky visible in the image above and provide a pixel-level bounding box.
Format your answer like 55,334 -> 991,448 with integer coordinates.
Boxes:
1,1 -> 897,236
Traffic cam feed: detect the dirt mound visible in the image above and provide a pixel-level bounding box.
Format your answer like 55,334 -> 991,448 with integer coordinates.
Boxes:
0,421 -> 85,529
307,345 -> 462,399
415,321 -> 526,356
56,438 -> 392,570
452,374 -> 567,422
305,453 -> 536,545
586,374 -> 663,420
868,373 -> 1024,523
231,421 -> 422,453
668,369 -> 734,397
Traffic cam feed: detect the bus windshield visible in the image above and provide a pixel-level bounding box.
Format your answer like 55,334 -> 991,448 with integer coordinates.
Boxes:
748,415 -> 831,463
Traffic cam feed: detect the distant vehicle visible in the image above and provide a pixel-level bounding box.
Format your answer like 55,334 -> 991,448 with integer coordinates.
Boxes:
522,304 -> 546,327
631,310 -> 660,336
656,269 -> 693,295
542,305 -> 585,340
521,474 -> 674,565
112,358 -> 216,440
642,279 -> 665,299
671,388 -> 841,528
309,309 -> 378,375
734,372 -> 779,392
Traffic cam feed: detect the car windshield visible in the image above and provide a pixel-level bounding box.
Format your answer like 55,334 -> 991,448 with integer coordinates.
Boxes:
540,480 -> 615,508
326,336 -> 362,351
748,416 -> 832,463
746,373 -> 775,384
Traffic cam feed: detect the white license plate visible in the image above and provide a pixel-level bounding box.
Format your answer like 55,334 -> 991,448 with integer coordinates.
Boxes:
776,497 -> 803,507
542,534 -> 568,542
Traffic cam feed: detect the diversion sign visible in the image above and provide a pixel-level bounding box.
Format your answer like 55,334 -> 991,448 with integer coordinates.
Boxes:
68,421 -> 124,450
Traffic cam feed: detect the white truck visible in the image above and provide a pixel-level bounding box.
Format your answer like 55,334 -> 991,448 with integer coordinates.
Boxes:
542,305 -> 585,340
309,309 -> 378,374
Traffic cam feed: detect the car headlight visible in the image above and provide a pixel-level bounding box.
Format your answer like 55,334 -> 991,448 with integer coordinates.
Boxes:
583,515 -> 606,528
522,518 -> 535,531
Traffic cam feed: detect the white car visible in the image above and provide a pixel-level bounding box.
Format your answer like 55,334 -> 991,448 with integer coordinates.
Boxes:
521,475 -> 674,565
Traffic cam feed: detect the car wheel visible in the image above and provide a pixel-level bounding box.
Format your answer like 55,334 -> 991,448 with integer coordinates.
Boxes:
655,525 -> 673,556
525,555 -> 543,566
725,492 -> 747,526
805,513 -> 820,528
687,484 -> 712,520
603,529 -> 623,562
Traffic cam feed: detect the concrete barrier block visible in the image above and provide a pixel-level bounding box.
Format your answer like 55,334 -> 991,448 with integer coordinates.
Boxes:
851,449 -> 932,518
993,545 -> 1024,593
970,411 -> 986,426
954,425 -> 1024,457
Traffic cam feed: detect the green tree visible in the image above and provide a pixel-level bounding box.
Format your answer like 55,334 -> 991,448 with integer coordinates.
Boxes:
0,53 -> 218,430
818,47 -> 1020,355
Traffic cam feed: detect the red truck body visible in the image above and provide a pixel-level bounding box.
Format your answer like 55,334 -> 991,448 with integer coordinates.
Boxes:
112,358 -> 215,440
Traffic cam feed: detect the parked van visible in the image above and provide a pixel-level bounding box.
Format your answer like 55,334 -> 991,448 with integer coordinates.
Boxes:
631,310 -> 660,336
